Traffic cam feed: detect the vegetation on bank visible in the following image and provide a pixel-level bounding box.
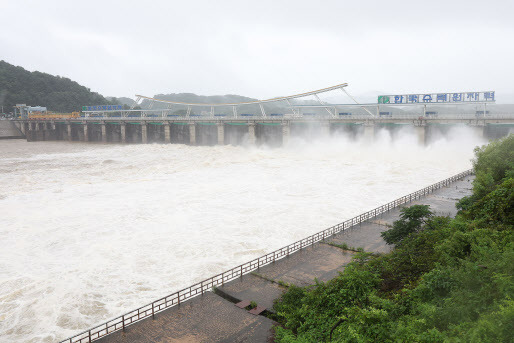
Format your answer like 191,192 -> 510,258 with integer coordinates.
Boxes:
272,135 -> 514,342
0,60 -> 118,113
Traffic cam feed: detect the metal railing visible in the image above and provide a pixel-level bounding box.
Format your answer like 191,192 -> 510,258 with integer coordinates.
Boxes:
50,113 -> 514,121
60,169 -> 474,343
18,113 -> 514,122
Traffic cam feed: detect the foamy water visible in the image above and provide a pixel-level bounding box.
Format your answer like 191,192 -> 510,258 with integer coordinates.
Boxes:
0,126 -> 484,342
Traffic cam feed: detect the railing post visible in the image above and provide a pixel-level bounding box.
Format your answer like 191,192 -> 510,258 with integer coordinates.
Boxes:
122,315 -> 125,332
89,330 -> 91,343
240,265 -> 243,278
201,281 -> 204,295
152,302 -> 155,319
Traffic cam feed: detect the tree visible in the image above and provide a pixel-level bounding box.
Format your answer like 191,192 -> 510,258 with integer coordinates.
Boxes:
381,205 -> 433,245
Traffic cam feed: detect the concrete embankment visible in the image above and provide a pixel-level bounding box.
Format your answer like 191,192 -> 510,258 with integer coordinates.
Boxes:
0,120 -> 24,139
77,174 -> 474,343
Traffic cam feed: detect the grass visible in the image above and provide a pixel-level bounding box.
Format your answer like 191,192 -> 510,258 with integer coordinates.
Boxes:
251,271 -> 292,288
245,301 -> 258,310
322,241 -> 365,253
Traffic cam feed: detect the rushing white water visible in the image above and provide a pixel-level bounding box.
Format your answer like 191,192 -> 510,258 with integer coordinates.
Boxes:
0,126 -> 484,342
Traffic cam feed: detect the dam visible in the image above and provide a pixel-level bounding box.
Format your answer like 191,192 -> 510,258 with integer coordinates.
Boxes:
10,116 -> 514,146
1,84 -> 511,342
8,85 -> 514,144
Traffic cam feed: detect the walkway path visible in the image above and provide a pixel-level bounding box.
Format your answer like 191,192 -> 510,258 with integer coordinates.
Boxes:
95,175 -> 474,343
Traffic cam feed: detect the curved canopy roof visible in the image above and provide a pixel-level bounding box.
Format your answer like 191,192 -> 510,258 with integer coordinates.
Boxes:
135,83 -> 348,107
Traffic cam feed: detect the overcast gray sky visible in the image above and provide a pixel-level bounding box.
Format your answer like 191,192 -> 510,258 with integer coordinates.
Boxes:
1,0 -> 513,102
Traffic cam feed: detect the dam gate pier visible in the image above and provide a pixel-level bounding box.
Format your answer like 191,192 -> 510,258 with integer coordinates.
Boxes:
13,117 -> 514,145
7,84 -> 513,144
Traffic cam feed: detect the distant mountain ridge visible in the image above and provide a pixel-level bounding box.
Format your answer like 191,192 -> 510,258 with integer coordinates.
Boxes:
136,93 -> 290,114
151,93 -> 258,105
0,60 -> 117,113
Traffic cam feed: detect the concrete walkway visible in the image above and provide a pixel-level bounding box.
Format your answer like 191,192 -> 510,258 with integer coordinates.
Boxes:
95,175 -> 474,343
217,244 -> 356,310
98,292 -> 274,343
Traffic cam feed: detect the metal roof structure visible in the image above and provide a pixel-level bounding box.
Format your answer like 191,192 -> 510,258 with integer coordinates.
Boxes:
134,83 -> 348,107
131,83 -> 373,117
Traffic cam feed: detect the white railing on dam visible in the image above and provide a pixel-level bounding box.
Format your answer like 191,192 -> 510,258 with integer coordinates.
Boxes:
60,169 -> 473,343
21,113 -> 514,122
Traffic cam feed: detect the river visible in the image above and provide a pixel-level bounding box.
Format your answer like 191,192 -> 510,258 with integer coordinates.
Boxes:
0,126 -> 483,342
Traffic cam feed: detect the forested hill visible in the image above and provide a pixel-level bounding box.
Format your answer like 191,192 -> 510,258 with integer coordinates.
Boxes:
0,60 -> 117,113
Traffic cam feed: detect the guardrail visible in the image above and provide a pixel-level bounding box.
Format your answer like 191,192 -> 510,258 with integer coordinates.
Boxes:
17,113 -> 514,121
61,169 -> 474,343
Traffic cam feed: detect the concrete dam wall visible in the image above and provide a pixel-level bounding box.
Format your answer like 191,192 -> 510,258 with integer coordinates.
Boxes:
15,119 -> 514,146
0,120 -> 24,139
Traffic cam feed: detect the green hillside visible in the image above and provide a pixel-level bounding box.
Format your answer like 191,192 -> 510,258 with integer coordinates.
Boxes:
0,60 -> 117,113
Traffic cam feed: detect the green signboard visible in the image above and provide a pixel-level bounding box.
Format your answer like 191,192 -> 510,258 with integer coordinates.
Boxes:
378,96 -> 390,104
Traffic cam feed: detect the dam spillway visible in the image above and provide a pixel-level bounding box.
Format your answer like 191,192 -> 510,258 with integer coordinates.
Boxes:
12,116 -> 514,145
